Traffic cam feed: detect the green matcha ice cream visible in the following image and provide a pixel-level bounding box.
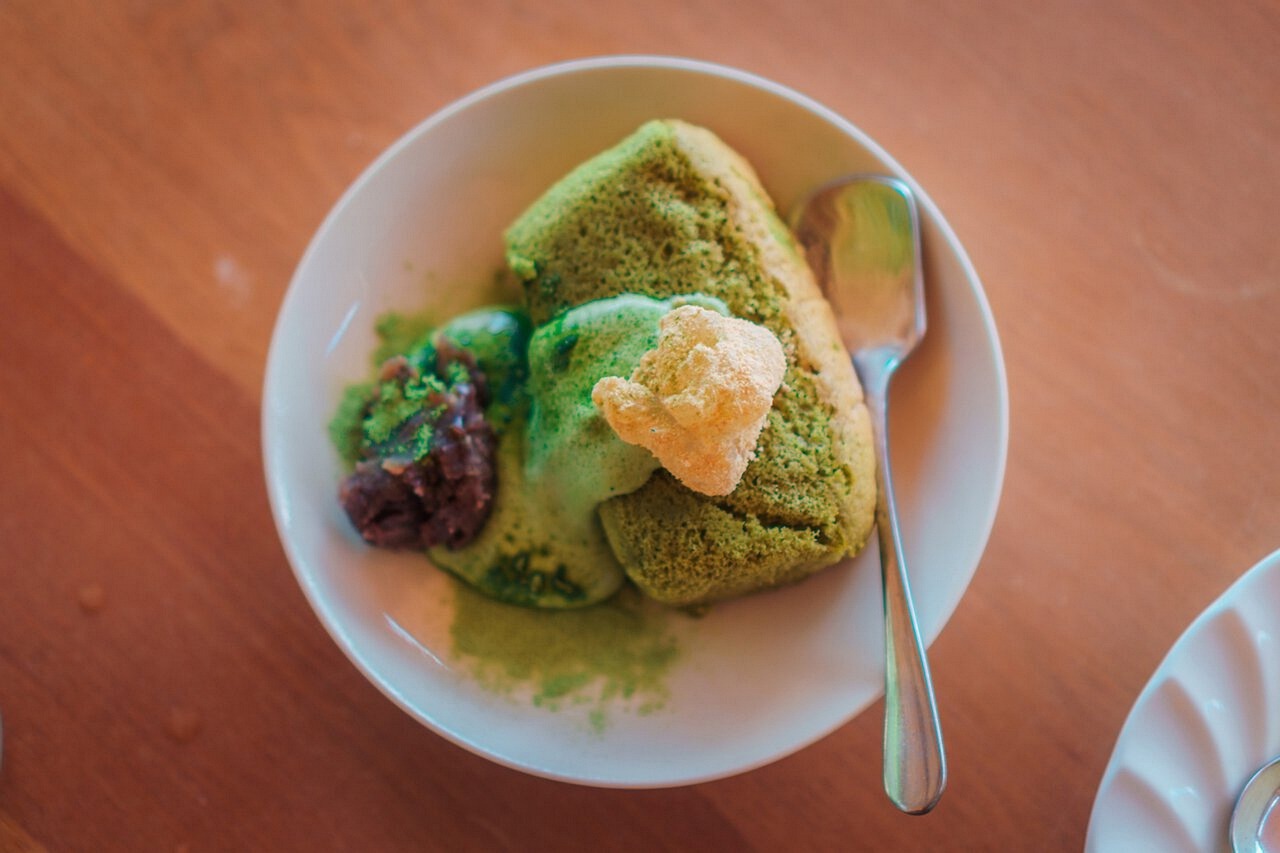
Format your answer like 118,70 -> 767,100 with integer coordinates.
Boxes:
432,294 -> 726,607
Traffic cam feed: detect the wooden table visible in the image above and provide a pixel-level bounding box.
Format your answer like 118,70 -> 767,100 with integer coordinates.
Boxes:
3,2 -> 1277,849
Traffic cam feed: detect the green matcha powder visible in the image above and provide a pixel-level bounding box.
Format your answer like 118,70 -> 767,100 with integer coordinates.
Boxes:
449,581 -> 680,732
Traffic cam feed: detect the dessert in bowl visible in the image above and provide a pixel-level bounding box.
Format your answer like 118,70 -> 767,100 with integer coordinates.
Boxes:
262,56 -> 1007,787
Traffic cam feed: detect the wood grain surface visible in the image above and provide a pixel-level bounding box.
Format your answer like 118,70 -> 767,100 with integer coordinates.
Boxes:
2,1 -> 1278,849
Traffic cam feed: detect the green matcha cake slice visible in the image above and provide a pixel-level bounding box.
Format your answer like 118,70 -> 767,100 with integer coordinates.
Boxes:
505,119 -> 876,606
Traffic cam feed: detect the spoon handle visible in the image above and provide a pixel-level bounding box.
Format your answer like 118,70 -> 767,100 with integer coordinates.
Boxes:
858,353 -> 947,815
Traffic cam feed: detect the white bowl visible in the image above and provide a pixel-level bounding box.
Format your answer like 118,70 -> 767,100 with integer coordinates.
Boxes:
262,55 -> 1007,787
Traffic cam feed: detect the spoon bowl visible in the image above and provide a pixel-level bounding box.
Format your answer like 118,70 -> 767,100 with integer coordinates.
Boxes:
792,175 -> 945,814
1232,756 -> 1280,852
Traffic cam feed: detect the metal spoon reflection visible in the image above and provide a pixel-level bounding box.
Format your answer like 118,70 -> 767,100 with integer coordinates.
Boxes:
791,175 -> 945,814
1232,755 -> 1280,852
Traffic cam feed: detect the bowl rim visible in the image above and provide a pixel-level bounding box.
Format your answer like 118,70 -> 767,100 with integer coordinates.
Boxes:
262,54 -> 1009,787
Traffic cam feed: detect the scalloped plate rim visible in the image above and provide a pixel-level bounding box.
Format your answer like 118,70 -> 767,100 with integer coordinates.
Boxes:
1087,547 -> 1280,851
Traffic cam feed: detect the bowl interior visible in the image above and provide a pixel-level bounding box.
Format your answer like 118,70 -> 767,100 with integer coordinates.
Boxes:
263,57 -> 1007,787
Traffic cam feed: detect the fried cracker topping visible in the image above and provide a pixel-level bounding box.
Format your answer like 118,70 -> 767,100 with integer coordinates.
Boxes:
592,305 -> 786,496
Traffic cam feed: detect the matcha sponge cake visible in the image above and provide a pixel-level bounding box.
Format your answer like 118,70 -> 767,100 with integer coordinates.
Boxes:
505,119 -> 877,606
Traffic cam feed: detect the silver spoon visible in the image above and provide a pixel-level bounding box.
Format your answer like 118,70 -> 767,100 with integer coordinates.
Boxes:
791,175 -> 945,814
1232,756 -> 1280,852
